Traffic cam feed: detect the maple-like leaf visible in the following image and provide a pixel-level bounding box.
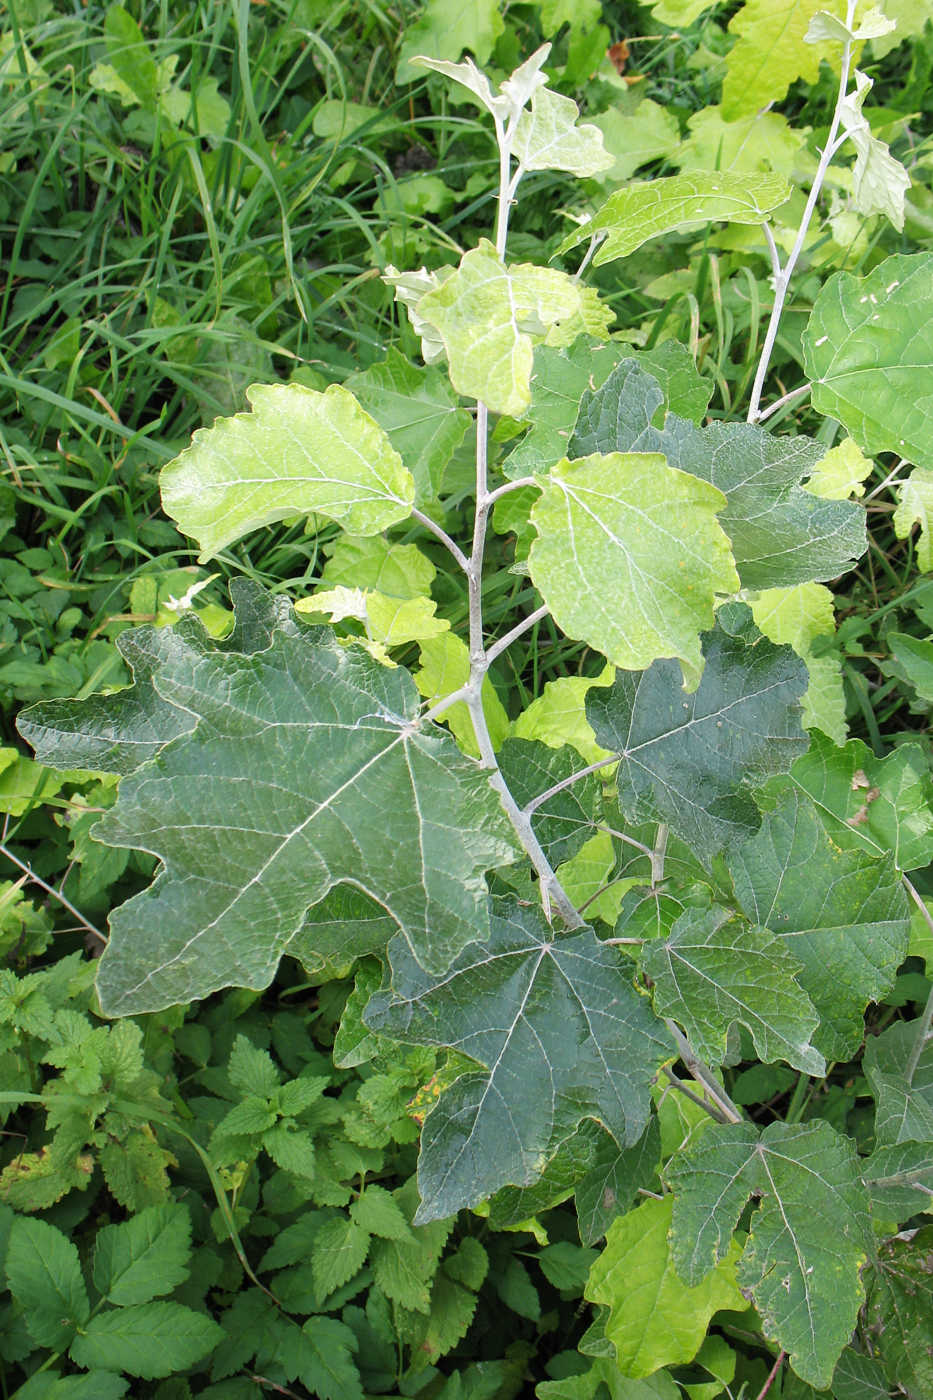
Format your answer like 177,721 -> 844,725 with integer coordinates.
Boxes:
639,904 -> 824,1074
666,1119 -> 872,1389
587,610 -> 809,861
729,789 -> 911,1060
19,586 -> 300,776
364,898 -> 670,1221
26,583 -> 520,1014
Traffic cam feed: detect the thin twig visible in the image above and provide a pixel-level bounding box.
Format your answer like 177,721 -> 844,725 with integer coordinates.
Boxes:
755,381 -> 812,424
864,456 -> 908,501
524,754 -> 619,816
747,0 -> 856,422
650,823 -> 668,887
0,841 -> 106,947
663,1065 -> 729,1123
410,507 -> 471,572
666,1019 -> 743,1124
483,476 -> 538,507
485,604 -> 549,666
599,825 -> 653,858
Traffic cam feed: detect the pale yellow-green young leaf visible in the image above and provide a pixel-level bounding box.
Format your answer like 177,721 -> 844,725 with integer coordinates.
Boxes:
510,667 -> 615,765
723,0 -> 845,120
555,831 -> 636,925
415,240 -> 584,415
872,0 -> 925,57
651,0 -> 719,25
512,86 -> 614,177
395,0 -> 504,84
407,54 -> 509,119
528,453 -> 739,689
415,633 -> 510,757
295,588 -> 450,660
804,437 -> 873,499
674,107 -> 808,179
542,285 -> 614,347
591,101 -> 681,185
806,6 -> 896,40
160,383 -> 415,559
585,1195 -> 745,1377
751,582 -> 836,656
556,171 -> 791,265
750,583 -> 846,743
800,654 -> 847,744
318,535 -> 436,600
894,466 -> 933,571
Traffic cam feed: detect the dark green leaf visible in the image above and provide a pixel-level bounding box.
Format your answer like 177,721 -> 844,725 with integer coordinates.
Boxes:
502,340 -> 629,480
498,739 -> 599,865
345,349 -> 471,502
93,1203 -> 192,1306
78,585 -> 517,1014
5,1215 -> 89,1350
69,1302 -> 223,1378
587,613 -> 808,862
297,1315 -> 364,1400
575,1115 -> 661,1247
15,1374 -> 129,1399
639,904 -> 824,1074
864,1020 -> 933,1146
666,1119 -> 871,1389
729,791 -> 910,1059
865,1227 -> 933,1396
366,898 -> 669,1221
862,1141 -> 933,1219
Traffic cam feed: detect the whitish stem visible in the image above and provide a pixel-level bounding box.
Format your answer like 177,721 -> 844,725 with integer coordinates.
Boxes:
484,476 -> 538,506
662,1065 -> 730,1124
455,88 -> 737,1129
650,823 -> 668,887
754,382 -> 812,424
0,840 -> 106,947
666,1019 -> 743,1123
524,755 -> 620,816
903,876 -> 933,1084
485,604 -> 549,667
746,0 -> 856,424
456,127 -> 582,932
410,507 -> 470,572
599,826 -> 653,860
864,456 -> 908,501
